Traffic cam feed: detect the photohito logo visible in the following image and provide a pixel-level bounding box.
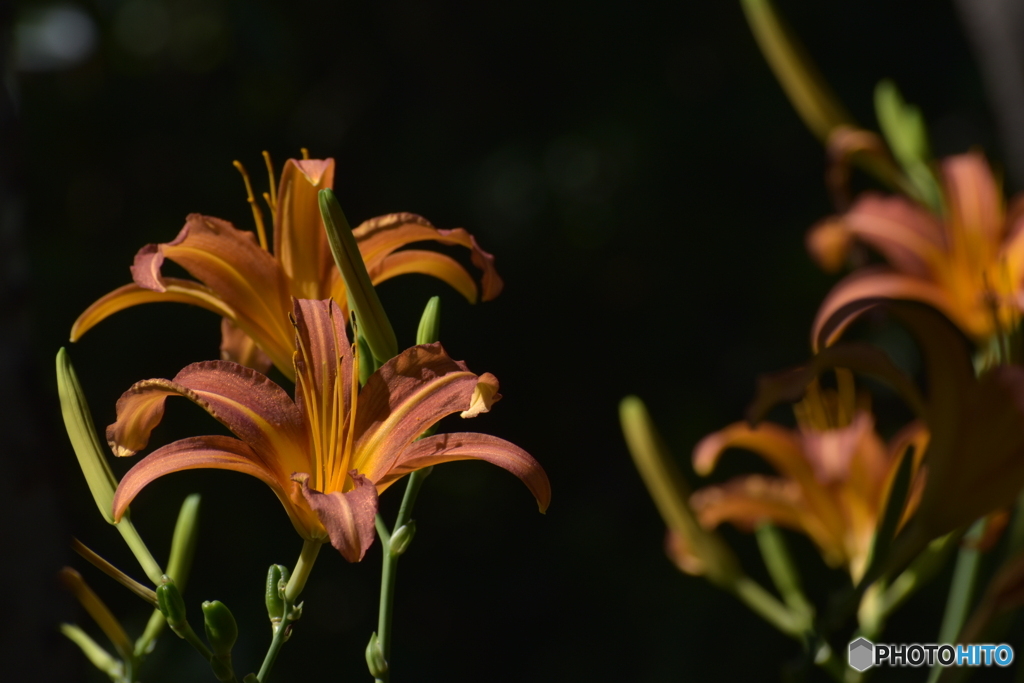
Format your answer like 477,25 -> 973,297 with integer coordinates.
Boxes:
848,638 -> 1014,671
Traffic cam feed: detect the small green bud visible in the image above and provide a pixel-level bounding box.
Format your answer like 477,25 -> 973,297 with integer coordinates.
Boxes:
416,296 -> 441,345
202,601 -> 238,658
243,675 -> 259,683
365,632 -> 388,678
319,188 -> 398,363
156,578 -> 188,636
56,348 -> 118,524
265,564 -> 290,622
390,521 -> 417,557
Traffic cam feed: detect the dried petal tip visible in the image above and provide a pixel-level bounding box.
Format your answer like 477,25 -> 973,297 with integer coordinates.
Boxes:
461,373 -> 501,418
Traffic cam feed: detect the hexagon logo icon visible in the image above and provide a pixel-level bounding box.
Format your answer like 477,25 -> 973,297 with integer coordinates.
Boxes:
849,637 -> 874,672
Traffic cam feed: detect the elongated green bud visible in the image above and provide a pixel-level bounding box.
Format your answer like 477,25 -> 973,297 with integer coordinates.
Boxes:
390,521 -> 417,557
202,601 -> 238,658
156,578 -> 188,636
365,632 -> 388,678
740,0 -> 852,142
59,568 -> 133,661
265,564 -> 290,622
416,296 -> 441,345
60,624 -> 124,679
56,348 -> 118,524
166,494 -> 201,589
357,332 -> 374,387
619,396 -> 741,588
319,188 -> 398,363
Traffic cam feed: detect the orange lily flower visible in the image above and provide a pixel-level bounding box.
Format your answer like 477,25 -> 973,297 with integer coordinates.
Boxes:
691,371 -> 927,581
808,152 -> 1024,348
71,156 -> 503,379
107,299 -> 550,561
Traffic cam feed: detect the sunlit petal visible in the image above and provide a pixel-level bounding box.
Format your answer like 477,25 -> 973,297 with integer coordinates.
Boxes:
376,432 -> 551,512
70,280 -> 235,341
294,471 -> 378,562
368,249 -> 479,303
112,435 -> 317,536
274,159 -> 336,299
354,213 -> 503,301
351,343 -> 490,475
106,361 -> 308,478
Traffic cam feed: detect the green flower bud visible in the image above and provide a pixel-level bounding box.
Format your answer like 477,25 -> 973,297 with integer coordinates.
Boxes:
319,188 -> 398,363
56,348 -> 118,524
156,578 -> 188,636
202,601 -> 238,658
416,296 -> 441,345
365,632 -> 388,678
390,521 -> 417,557
265,564 -> 290,622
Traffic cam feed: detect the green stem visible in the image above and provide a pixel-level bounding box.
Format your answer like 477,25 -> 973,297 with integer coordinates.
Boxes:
732,576 -> 808,638
374,468 -> 432,682
926,519 -> 988,683
133,608 -> 166,659
284,540 -> 321,604
116,515 -> 164,586
257,613 -> 292,683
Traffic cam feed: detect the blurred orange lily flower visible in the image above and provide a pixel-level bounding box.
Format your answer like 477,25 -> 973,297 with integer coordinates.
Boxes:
691,371 -> 927,581
809,152 -> 1024,348
71,156 -> 503,379
107,299 -> 549,561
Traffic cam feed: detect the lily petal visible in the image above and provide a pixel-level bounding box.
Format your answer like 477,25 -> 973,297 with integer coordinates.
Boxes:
220,317 -> 272,373
832,193 -> 946,276
694,422 -> 844,542
352,343 -> 493,475
112,434 -> 310,531
70,280 -> 236,342
106,361 -> 308,479
812,267 -> 963,347
294,471 -> 378,562
144,214 -> 294,370
377,432 -> 551,512
368,249 -> 479,303
274,159 -> 336,299
353,213 -> 503,301
692,474 -> 847,568
943,153 -> 1004,251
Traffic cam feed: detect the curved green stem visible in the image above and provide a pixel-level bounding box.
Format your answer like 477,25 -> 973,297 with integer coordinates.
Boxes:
374,467 -> 432,682
284,540 -> 321,604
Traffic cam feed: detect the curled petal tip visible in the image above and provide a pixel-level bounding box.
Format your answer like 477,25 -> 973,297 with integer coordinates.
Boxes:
461,373 -> 501,418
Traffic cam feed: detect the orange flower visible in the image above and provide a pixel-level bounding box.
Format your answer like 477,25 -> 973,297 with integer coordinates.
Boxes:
809,152 -> 1024,348
71,157 -> 502,379
691,372 -> 926,581
108,299 -> 549,561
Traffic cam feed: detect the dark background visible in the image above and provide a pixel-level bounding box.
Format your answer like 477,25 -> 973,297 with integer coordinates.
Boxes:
2,0 -> 1014,681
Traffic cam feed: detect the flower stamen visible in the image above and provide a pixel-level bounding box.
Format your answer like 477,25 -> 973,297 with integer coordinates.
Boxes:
232,160 -> 269,251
